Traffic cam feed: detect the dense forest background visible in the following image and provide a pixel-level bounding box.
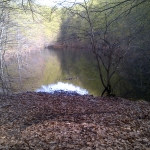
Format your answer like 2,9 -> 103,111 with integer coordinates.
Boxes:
0,0 -> 150,101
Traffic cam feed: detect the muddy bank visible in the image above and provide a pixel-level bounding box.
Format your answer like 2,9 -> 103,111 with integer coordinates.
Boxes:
46,42 -> 89,50
0,92 -> 150,149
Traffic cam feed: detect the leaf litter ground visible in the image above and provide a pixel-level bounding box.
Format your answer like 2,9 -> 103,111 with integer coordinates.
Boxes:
0,92 -> 150,150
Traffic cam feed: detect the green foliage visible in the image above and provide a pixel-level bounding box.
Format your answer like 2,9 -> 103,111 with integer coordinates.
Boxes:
0,1 -> 62,53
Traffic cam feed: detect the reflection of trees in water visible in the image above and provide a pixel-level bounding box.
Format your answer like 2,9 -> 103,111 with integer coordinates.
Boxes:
2,48 -> 148,99
52,49 -> 111,96
42,50 -> 62,85
2,50 -> 45,93
0,55 -> 12,94
51,49 -> 134,97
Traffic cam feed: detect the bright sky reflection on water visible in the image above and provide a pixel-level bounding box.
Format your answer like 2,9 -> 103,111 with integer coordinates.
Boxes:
36,82 -> 89,95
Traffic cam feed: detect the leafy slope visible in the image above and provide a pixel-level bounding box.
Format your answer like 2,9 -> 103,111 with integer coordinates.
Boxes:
0,92 -> 150,149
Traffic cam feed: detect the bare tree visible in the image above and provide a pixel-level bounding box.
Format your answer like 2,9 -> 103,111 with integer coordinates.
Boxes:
0,1 -> 13,94
55,0 -> 134,96
0,0 -> 37,94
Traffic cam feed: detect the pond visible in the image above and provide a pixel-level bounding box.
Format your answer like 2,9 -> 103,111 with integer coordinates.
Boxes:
5,48 -> 131,97
33,48 -> 105,96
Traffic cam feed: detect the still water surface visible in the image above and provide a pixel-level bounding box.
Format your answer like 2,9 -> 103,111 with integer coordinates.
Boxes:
34,48 -> 103,95
9,48 -> 128,96
6,48 -> 150,100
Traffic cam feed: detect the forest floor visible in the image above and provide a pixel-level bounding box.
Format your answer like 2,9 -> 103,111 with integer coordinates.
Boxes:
0,92 -> 150,150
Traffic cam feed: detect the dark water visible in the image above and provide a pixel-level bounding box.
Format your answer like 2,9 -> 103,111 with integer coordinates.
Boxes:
35,48 -> 104,96
6,48 -> 132,97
